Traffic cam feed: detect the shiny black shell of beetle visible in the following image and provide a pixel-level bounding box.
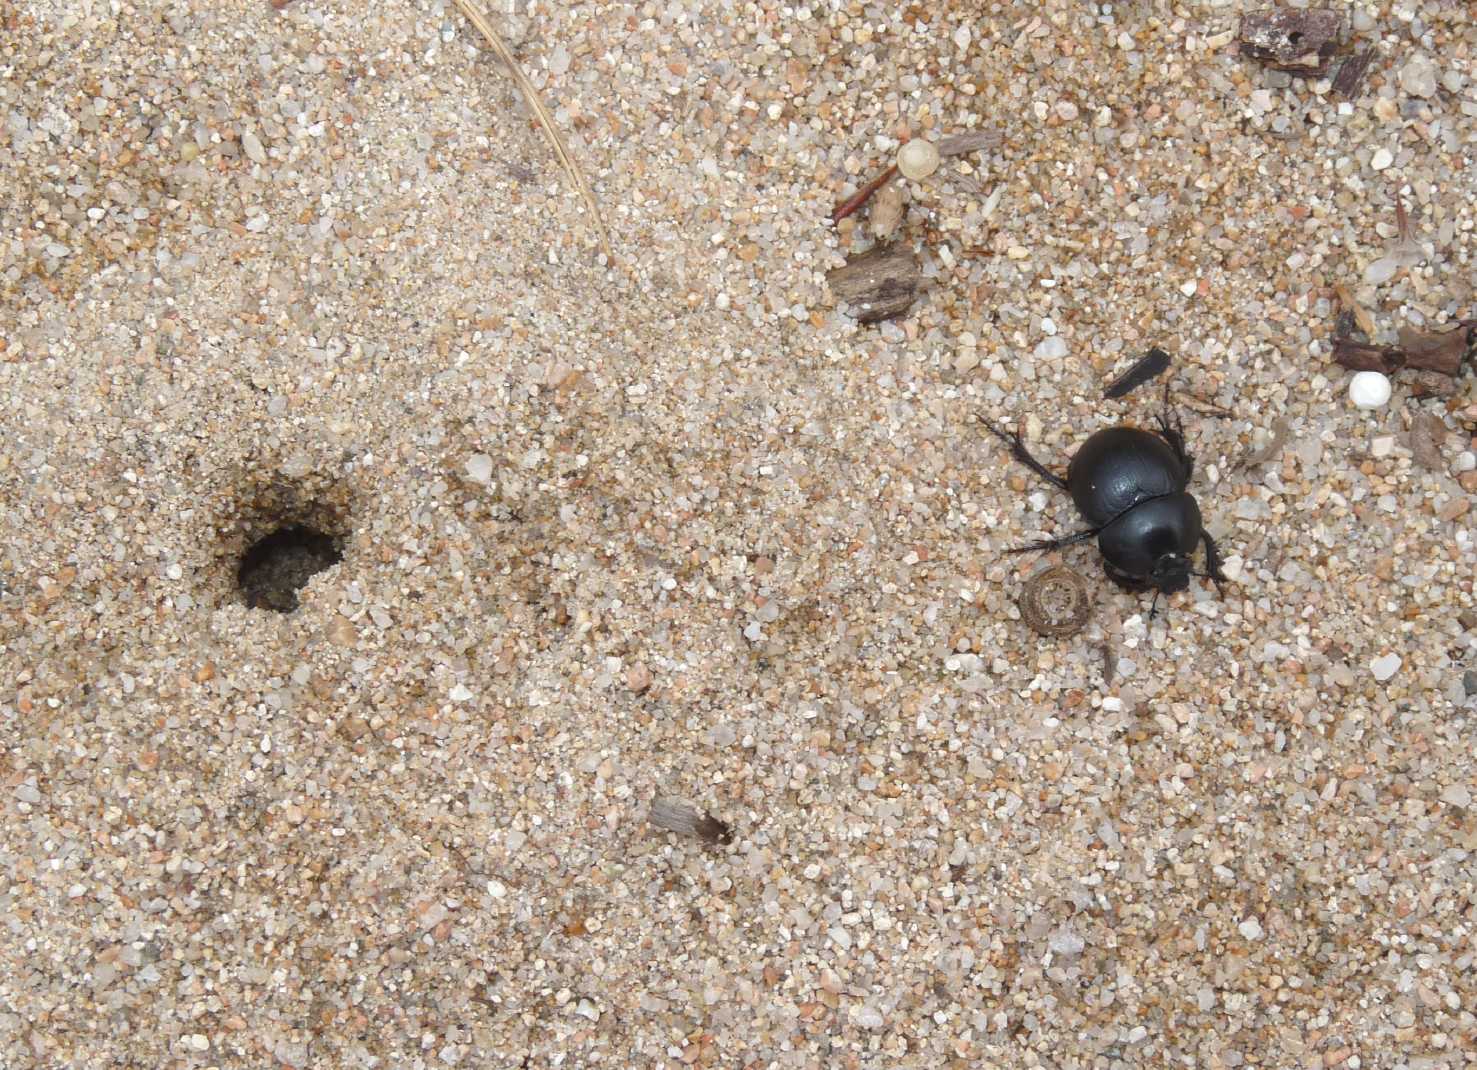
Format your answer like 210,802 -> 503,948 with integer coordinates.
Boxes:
1067,427 -> 1186,527
1097,493 -> 1202,582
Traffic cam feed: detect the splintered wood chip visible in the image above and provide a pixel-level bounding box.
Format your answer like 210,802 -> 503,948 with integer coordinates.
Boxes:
827,244 -> 921,324
1239,8 -> 1343,75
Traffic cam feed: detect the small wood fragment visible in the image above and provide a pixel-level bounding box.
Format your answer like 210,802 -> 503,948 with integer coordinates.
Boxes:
1104,347 -> 1172,399
827,244 -> 921,324
1331,325 -> 1471,377
648,798 -> 733,846
1239,8 -> 1343,76
1396,326 -> 1469,378
1334,283 -> 1376,337
831,165 -> 897,225
1331,49 -> 1374,99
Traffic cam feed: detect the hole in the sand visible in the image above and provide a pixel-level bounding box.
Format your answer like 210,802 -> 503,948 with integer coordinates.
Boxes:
237,524 -> 343,613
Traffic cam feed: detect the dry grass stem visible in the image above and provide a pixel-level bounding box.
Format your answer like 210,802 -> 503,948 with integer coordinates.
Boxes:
453,0 -> 615,265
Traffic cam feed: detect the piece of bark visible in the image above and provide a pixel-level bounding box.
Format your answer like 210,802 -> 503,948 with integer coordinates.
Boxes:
1103,347 -> 1172,399
1331,49 -> 1374,99
1239,8 -> 1343,76
827,244 -> 921,324
1331,338 -> 1401,373
1397,326 -> 1468,377
1332,326 -> 1471,377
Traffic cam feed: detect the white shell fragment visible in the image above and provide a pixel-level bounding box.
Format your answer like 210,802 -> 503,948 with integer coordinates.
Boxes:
896,139 -> 940,180
1348,371 -> 1391,410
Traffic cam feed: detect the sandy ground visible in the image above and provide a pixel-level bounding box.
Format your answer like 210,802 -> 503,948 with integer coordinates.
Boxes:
3,1 -> 1476,1067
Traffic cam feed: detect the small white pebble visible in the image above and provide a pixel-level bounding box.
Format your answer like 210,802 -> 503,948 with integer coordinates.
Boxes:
1349,371 -> 1391,410
1180,279 -> 1199,297
1370,147 -> 1393,171
1238,917 -> 1264,940
465,454 -> 494,483
486,879 -> 507,898
854,1004 -> 886,1030
185,1035 -> 210,1053
449,683 -> 473,702
1035,336 -> 1068,360
896,139 -> 940,180
1440,783 -> 1470,809
1370,653 -> 1401,682
1370,435 -> 1395,459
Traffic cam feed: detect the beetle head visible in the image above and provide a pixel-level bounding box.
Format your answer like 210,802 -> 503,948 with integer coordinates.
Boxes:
1150,554 -> 1191,593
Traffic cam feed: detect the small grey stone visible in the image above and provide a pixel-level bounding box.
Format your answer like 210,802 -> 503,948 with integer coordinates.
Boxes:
1463,669 -> 1477,697
1399,55 -> 1439,99
1370,653 -> 1401,682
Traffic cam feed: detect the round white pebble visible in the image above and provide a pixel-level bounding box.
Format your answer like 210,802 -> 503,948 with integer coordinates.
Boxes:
897,139 -> 940,180
1349,371 -> 1391,409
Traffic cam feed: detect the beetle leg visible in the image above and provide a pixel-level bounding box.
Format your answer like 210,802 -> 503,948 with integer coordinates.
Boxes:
976,415 -> 1069,491
1200,531 -> 1228,593
1004,528 -> 1100,555
1154,407 -> 1195,485
1102,560 -> 1151,592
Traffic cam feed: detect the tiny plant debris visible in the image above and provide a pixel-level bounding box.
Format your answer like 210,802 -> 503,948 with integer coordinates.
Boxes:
1236,417 -> 1291,470
648,798 -> 733,846
830,129 -> 1000,224
827,244 -> 921,324
1238,8 -> 1343,77
1331,49 -> 1374,99
1019,566 -> 1092,637
453,0 -> 614,264
1104,347 -> 1172,399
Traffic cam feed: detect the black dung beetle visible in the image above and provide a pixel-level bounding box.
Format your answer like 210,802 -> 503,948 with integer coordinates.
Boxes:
980,388 -> 1227,615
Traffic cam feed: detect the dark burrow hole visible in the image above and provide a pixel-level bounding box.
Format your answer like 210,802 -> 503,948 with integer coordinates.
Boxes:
237,524 -> 343,613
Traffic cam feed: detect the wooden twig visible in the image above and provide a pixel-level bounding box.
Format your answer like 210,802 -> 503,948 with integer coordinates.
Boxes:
453,0 -> 615,265
832,165 -> 898,225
